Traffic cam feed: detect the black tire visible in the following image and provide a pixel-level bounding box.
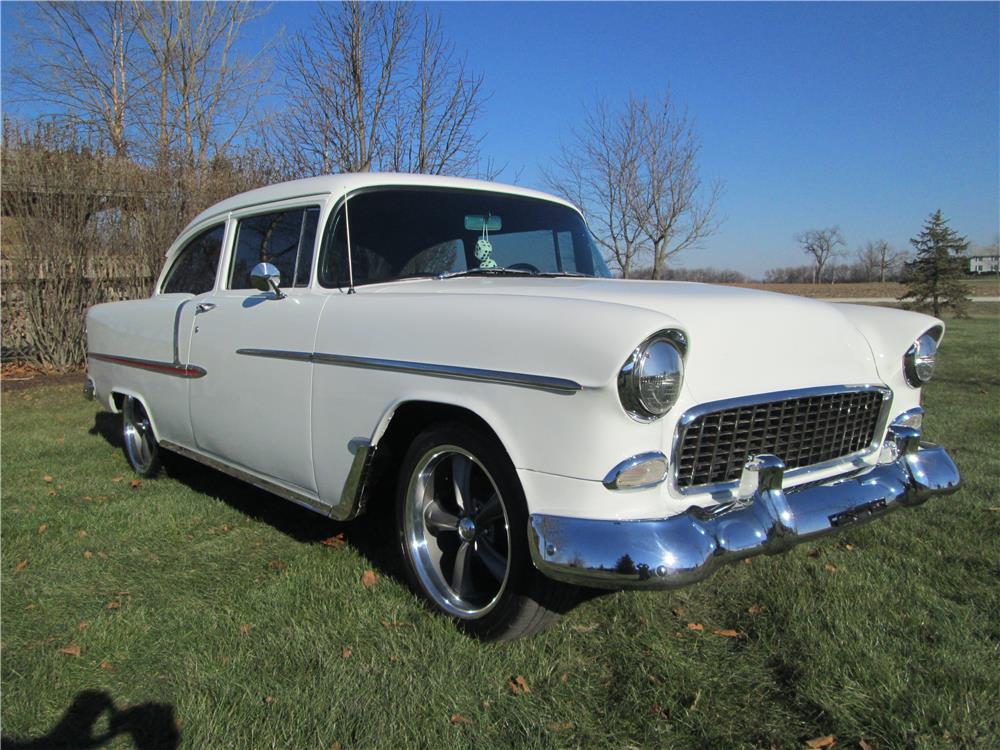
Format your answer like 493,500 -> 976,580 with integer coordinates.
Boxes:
121,396 -> 162,478
395,421 -> 577,641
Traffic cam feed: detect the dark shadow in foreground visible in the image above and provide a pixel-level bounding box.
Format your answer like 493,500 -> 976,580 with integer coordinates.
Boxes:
89,410 -> 405,580
1,690 -> 179,750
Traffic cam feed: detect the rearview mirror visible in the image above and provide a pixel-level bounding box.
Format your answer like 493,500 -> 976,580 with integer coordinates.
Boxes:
250,262 -> 285,299
464,214 -> 502,232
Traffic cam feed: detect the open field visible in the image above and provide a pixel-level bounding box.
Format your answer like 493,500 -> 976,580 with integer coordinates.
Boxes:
2,312 -> 998,749
723,279 -> 1000,300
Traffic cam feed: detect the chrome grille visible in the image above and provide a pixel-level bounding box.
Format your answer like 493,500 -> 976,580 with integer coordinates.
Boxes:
675,388 -> 887,491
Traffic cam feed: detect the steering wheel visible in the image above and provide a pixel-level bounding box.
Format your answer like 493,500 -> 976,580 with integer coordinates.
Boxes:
508,262 -> 540,273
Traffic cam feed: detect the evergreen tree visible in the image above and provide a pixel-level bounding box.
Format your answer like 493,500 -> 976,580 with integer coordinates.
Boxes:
899,210 -> 971,316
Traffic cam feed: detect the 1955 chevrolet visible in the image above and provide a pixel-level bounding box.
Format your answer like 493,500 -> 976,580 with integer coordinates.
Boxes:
85,173 -> 960,640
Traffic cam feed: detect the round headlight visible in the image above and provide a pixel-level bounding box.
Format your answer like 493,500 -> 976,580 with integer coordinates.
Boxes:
618,331 -> 686,421
903,329 -> 940,387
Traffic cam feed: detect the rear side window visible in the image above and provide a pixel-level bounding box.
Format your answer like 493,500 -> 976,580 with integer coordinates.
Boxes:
161,224 -> 225,295
229,206 -> 320,289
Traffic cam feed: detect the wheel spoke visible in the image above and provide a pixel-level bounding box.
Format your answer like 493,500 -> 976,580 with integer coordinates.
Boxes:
474,494 -> 503,527
475,538 -> 507,583
425,501 -> 460,533
451,454 -> 473,513
451,540 -> 475,598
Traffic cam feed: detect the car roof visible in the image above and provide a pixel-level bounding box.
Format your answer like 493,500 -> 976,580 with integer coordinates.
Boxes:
185,172 -> 579,233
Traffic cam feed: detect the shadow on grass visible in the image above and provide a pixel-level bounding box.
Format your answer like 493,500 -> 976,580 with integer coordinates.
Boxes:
0,690 -> 179,750
89,412 -> 407,582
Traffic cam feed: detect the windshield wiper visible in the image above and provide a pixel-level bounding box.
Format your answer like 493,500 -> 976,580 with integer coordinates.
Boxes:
436,267 -> 537,279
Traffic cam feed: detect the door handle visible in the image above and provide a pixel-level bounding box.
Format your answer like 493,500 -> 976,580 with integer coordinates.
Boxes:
196,302 -> 216,314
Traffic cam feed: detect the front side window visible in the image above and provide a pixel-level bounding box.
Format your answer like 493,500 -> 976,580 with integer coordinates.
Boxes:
318,188 -> 611,288
161,224 -> 225,295
229,206 -> 320,290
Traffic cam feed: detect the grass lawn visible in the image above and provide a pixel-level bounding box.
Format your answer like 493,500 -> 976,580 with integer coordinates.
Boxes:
2,311 -> 998,750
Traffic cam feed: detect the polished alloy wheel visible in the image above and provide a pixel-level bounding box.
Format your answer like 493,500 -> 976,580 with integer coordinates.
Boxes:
403,446 -> 511,618
123,397 -> 157,474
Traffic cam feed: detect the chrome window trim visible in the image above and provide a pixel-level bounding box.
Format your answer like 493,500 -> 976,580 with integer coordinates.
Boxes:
235,348 -> 581,394
670,383 -> 894,497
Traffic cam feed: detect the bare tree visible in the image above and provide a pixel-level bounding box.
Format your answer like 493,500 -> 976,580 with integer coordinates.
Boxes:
9,1 -> 138,157
544,93 -> 721,278
270,1 -> 485,177
857,239 -> 905,283
795,227 -> 845,284
133,1 -> 272,168
543,99 -> 646,277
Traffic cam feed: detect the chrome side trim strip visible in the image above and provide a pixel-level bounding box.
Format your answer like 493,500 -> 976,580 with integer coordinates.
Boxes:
88,352 -> 207,379
159,440 -> 333,516
670,384 -> 894,497
235,348 -> 581,394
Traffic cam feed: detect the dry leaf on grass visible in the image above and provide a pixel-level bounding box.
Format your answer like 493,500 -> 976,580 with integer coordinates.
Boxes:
559,672 -> 569,685
824,563 -> 838,573
47,490 -> 56,497
130,479 -> 142,489
986,507 -> 1000,513
14,560 -> 28,573
321,533 -> 346,547
805,735 -> 837,749
239,624 -> 253,636
748,603 -> 764,615
509,675 -> 531,695
672,607 -> 686,617
267,559 -> 288,571
341,646 -> 352,659
712,628 -> 742,638
548,721 -> 574,732
263,695 -> 275,704
686,622 -> 704,632
807,548 -> 821,558
78,530 -> 88,538
59,644 -> 81,657
83,551 -> 93,559
43,475 -> 53,483
26,603 -> 38,610
112,475 -> 125,483
361,570 -> 379,588
77,621 -> 89,631
98,660 -> 113,670
37,523 -> 49,535
330,743 -> 342,750
650,703 -> 671,720
858,740 -> 874,750
106,600 -> 120,610
449,713 -> 473,726
844,544 -> 855,551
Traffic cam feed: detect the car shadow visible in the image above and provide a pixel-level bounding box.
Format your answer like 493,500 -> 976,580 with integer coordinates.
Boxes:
0,690 -> 179,750
89,411 -> 406,582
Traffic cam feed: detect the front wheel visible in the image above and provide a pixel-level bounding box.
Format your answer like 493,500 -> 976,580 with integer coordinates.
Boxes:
396,422 -> 576,640
122,396 -> 162,477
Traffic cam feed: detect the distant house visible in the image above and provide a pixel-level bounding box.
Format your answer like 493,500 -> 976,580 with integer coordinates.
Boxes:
969,253 -> 1000,274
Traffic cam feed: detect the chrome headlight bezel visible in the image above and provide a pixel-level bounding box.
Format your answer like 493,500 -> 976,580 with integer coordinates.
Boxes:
618,329 -> 687,422
903,326 -> 942,388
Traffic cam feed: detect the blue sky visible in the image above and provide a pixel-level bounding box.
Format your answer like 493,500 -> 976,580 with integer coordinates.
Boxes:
3,2 -> 997,275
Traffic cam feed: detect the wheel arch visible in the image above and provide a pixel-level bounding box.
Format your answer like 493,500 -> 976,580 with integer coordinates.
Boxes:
359,400 -> 515,520
109,388 -> 164,441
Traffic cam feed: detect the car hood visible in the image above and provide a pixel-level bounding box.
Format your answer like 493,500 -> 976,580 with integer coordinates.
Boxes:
369,277 -> 883,403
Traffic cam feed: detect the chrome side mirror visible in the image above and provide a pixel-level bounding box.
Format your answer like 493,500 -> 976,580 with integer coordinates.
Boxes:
250,262 -> 285,299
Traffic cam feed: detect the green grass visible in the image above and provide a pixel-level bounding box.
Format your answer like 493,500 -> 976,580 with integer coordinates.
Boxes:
3,312 -> 999,749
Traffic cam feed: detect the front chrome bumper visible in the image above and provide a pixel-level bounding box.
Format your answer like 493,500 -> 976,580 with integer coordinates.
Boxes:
527,433 -> 960,590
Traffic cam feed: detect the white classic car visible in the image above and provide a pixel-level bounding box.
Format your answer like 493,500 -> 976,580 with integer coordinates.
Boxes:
85,173 -> 960,640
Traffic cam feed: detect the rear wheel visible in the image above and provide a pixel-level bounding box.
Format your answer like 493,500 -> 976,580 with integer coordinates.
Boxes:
396,422 -> 576,640
122,396 -> 162,477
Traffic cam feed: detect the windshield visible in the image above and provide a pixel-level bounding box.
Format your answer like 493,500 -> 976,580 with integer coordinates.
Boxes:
318,187 -> 611,288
